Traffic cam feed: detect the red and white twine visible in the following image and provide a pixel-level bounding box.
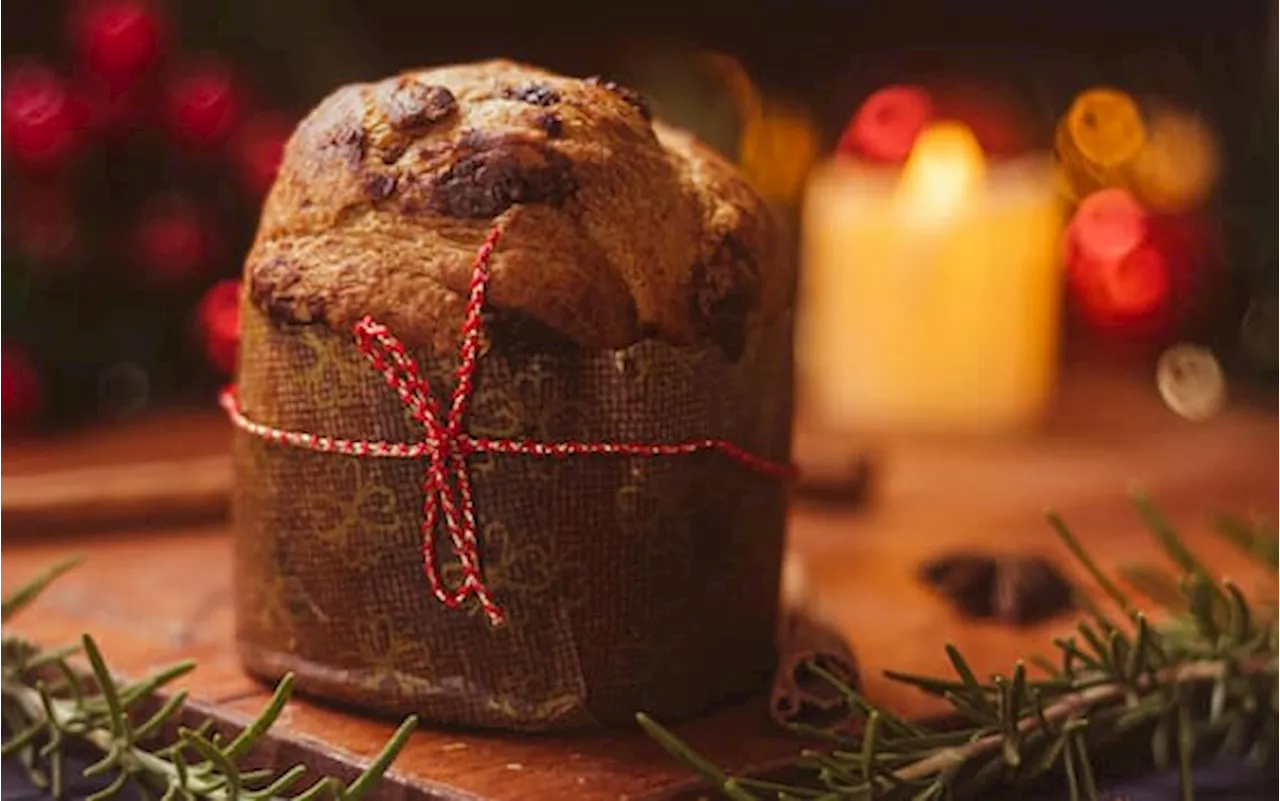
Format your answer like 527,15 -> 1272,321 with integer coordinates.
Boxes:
221,223 -> 795,627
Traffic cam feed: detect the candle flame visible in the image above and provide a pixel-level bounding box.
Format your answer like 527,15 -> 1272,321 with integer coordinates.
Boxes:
896,122 -> 986,223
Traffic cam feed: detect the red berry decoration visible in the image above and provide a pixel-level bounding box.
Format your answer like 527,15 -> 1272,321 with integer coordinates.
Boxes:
68,0 -> 166,89
2,64 -> 79,171
2,345 -> 42,429
164,63 -> 241,148
196,279 -> 241,375
838,84 -> 934,163
133,194 -> 215,285
233,112 -> 293,198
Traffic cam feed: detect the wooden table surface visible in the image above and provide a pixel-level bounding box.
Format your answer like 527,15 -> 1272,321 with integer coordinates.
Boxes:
2,367 -> 1276,800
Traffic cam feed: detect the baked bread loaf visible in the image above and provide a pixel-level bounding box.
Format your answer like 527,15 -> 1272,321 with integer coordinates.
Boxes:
231,60 -> 795,731
247,59 -> 791,358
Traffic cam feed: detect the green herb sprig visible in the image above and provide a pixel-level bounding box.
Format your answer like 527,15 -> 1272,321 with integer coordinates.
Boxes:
1,558 -> 418,800
639,494 -> 1279,801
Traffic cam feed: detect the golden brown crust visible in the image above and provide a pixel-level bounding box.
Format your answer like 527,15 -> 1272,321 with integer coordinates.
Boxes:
245,59 -> 789,356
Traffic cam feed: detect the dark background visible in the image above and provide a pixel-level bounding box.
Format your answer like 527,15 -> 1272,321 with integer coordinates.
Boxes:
2,0 -> 1276,427
5,1 -> 1273,127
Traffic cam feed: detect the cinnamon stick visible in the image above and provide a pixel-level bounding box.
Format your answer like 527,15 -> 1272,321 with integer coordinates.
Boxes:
771,555 -> 861,729
791,456 -> 875,510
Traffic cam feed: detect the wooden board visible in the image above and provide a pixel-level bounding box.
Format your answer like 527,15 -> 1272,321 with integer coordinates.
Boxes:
1,527 -> 813,801
792,371 -> 1278,722
2,367 -> 1276,800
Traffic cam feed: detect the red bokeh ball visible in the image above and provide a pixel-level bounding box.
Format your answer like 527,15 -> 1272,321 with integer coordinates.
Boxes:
196,279 -> 241,375
68,0 -> 166,89
2,345 -> 43,429
1069,188 -> 1150,262
1071,243 -> 1172,326
2,64 -> 79,171
233,112 -> 293,198
1062,189 -> 1196,340
164,62 -> 241,148
132,194 -> 216,285
838,84 -> 934,164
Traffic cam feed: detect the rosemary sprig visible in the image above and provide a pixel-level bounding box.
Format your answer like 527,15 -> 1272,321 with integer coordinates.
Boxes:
1,562 -> 419,799
640,494 -> 1280,801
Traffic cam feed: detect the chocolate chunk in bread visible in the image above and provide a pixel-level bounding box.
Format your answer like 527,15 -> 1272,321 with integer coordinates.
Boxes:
505,83 -> 560,107
326,119 -> 367,170
248,257 -> 305,324
363,172 -> 398,200
428,132 -> 577,219
376,80 -> 457,131
536,112 -> 564,139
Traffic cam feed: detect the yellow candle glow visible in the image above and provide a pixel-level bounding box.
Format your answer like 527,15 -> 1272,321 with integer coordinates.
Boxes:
799,122 -> 1064,434
895,122 -> 986,224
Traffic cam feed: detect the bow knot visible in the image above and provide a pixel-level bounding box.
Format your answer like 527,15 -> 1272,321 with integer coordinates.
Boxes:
349,226 -> 504,626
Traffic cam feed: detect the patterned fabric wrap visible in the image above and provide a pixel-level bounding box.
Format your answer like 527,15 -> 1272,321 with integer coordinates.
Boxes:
231,301 -> 794,731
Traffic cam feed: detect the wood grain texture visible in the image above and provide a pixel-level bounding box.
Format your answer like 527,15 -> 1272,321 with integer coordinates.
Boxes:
1,456 -> 231,533
1,366 -> 1276,799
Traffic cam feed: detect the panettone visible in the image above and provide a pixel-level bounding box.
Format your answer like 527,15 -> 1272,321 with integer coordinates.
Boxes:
230,59 -> 796,731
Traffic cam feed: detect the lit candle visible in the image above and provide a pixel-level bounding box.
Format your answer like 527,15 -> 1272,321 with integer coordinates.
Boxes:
799,122 -> 1064,434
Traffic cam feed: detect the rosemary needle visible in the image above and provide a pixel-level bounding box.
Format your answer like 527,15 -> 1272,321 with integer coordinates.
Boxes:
1,567 -> 415,800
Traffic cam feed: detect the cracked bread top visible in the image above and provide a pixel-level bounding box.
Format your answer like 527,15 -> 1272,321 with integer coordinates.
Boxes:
244,59 -> 791,359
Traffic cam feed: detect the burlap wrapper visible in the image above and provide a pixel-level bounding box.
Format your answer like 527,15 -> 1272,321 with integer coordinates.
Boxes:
232,303 -> 794,732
